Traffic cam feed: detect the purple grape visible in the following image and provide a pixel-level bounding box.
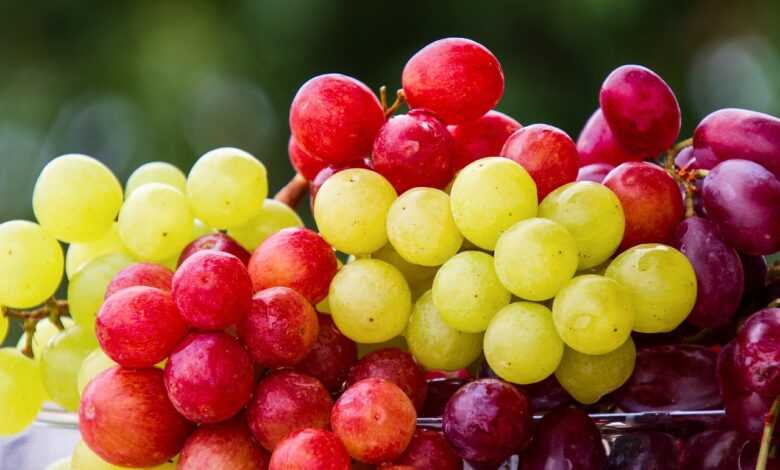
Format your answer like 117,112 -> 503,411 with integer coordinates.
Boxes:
576,163 -> 615,183
738,439 -> 780,470
420,378 -> 468,418
717,341 -> 774,438
519,407 -> 605,470
734,308 -> 780,396
740,254 -> 768,303
605,432 -> 680,470
765,279 -> 780,307
702,159 -> 780,255
672,216 -> 744,328
680,430 -> 745,470
675,146 -> 695,169
478,362 -> 571,412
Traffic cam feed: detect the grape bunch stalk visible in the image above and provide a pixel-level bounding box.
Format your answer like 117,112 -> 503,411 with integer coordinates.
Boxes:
0,36 -> 779,470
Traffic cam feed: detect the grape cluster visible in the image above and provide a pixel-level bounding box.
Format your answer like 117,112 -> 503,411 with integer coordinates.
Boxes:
0,35 -> 778,470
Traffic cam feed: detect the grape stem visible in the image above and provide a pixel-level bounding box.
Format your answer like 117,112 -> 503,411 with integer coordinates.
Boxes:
2,298 -> 69,358
663,137 -> 698,217
757,395 -> 780,470
382,88 -> 406,118
274,173 -> 308,209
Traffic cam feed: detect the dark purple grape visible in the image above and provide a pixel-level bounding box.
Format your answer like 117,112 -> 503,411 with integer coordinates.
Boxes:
734,308 -> 780,396
718,341 -> 774,438
740,254 -> 768,303
420,378 -> 468,418
605,432 -> 680,470
576,163 -> 615,183
738,439 -> 780,470
479,362 -> 571,412
680,430 -> 745,470
672,216 -> 744,328
519,407 -> 605,470
765,279 -> 780,307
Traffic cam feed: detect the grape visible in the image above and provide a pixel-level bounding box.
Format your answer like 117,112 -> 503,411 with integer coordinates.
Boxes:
125,161 -> 187,197
420,378 -> 469,417
179,417 -> 270,470
402,38 -> 504,125
680,430 -> 745,470
576,108 -> 645,166
599,65 -> 681,155
357,334 -> 408,358
519,407 -> 606,470
17,317 -> 75,364
576,163 -> 614,183
77,349 -> 116,396
178,232 -> 251,266
33,154 -> 123,243
296,314 -> 358,392
289,73 -> 385,165
718,341 -> 774,438
741,253 -> 768,303
372,243 -> 437,288
555,338 -> 636,404
739,439 -> 780,470
734,308 -> 780,396
329,259 -> 411,343
539,181 -> 625,269
603,162 -> 684,250
448,110 -> 521,171
605,432 -> 681,470
313,168 -> 397,254
270,429 -> 350,470
67,252 -> 136,327
227,198 -> 303,251
0,348 -> 45,435
671,216 -> 744,328
501,124 -> 579,199
405,290 -> 483,371
104,262 -> 173,299
480,363 -> 574,412
0,220 -> 63,308
40,324 -> 98,410
346,348 -> 428,411
392,428 -> 461,470
449,157 -> 537,250
484,302 -> 563,385
66,223 -> 130,279
702,159 -> 780,255
494,218 -> 578,301
605,244 -> 697,333
71,439 -> 178,470
386,188 -> 462,266
0,314 -> 6,344
288,135 -> 328,181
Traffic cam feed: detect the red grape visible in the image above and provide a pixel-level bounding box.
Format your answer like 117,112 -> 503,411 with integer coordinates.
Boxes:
420,378 -> 468,418
309,165 -> 339,206
392,428 -> 461,470
520,407 -> 606,470
448,110 -> 521,171
479,362 -> 571,412
576,108 -> 645,166
296,314 -> 358,393
734,308 -> 780,396
402,38 -> 504,125
599,65 -> 681,155
576,163 -> 615,184
675,146 -> 696,169
605,432 -> 680,470
680,430 -> 745,470
289,135 -> 328,181
346,347 -> 428,411
79,368 -> 193,468
96,286 -> 187,368
104,263 -> 173,299
717,341 -> 774,438
289,74 -> 384,165
270,429 -> 350,470
178,232 -> 251,266
500,123 -> 579,199
178,416 -> 270,470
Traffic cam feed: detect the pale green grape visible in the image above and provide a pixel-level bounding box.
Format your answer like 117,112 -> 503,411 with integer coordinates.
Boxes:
432,251 -> 510,333
0,315 -> 7,344
372,243 -> 437,287
77,349 -> 116,396
357,335 -> 408,359
555,338 -> 636,404
33,154 -> 123,243
329,259 -> 411,343
494,218 -> 578,301
0,220 -> 64,308
227,198 -> 303,250
314,259 -> 343,314
405,291 -> 482,371
386,188 -> 462,266
125,161 -> 187,197
17,316 -> 75,362
538,182 -> 625,269
605,244 -> 697,333
450,157 -> 537,250
484,302 -> 563,384
40,324 -> 98,411
44,457 -> 71,470
66,224 -> 132,279
190,218 -> 213,241
118,183 -> 193,261
552,274 -> 634,355
187,147 -> 268,229
68,252 -> 135,327
314,169 -> 397,254
0,348 -> 45,435
71,440 -> 176,470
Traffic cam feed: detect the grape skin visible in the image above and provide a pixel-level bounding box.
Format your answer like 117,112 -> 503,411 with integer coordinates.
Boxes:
227,199 -> 303,251
576,108 -> 645,166
77,349 -> 117,396
448,110 -> 521,171
125,161 -> 187,197
40,324 -> 99,411
0,348 -> 45,436
71,439 -> 177,469
68,252 -> 136,327
66,223 -> 132,279
555,338 -> 636,405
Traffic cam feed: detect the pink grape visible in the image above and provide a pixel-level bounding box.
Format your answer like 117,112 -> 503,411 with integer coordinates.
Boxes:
288,135 -> 328,181
576,108 -> 645,166
296,314 -> 358,393
346,348 -> 427,411
392,428 -> 461,470
448,110 -> 521,171
520,407 -> 606,470
178,232 -> 251,266
270,429 -> 350,470
104,263 -> 173,299
576,163 -> 615,184
178,416 -> 270,470
734,308 -> 780,396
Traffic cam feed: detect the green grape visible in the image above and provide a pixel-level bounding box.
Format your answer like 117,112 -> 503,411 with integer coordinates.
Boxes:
372,243 -> 437,287
0,314 -> 7,344
405,290 -> 482,371
71,440 -> 176,470
314,169 -> 397,254
329,259 -> 411,343
0,348 -> 45,435
432,251 -> 510,333
118,183 -> 193,261
190,218 -> 213,241
555,338 -> 636,404
357,335 -> 408,359
227,198 -> 303,250
125,161 -> 187,197
605,244 -> 697,333
17,316 -> 75,361
0,220 -> 64,308
494,218 -> 578,301
538,182 -> 625,269
77,349 -> 116,396
68,252 -> 135,327
44,457 -> 71,470
386,188 -> 462,266
449,157 -> 537,250
33,154 -> 123,243
66,223 -> 132,279
40,324 -> 99,411
552,274 -> 634,355
314,259 -> 343,315
484,302 -> 563,384
186,147 -> 268,229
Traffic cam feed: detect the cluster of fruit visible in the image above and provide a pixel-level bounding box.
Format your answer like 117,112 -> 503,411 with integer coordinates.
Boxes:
0,36 -> 777,470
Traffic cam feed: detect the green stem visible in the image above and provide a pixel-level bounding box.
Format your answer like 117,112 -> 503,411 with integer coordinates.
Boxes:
757,395 -> 780,470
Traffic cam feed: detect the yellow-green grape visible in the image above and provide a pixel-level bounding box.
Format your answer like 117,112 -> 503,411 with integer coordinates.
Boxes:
68,252 -> 135,327
77,349 -> 117,396
71,440 -> 176,470
33,154 -> 123,243
552,274 -> 634,355
484,302 -> 563,384
538,182 -> 625,269
186,147 -> 268,229
0,220 -> 64,308
66,224 -> 131,279
0,315 -> 7,344
314,169 -> 397,254
555,338 -> 636,404
17,317 -> 75,361
386,188 -> 462,267
227,199 -> 303,251
125,161 -> 187,197
405,291 -> 482,371
357,335 -> 408,359
314,259 -> 343,314
449,157 -> 537,250
40,324 -> 98,411
329,259 -> 411,343
372,244 -> 437,288
191,219 -> 213,241
432,251 -> 510,333
605,244 -> 697,333
0,348 -> 45,435
118,183 -> 193,261
44,457 -> 71,470
494,218 -> 578,301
